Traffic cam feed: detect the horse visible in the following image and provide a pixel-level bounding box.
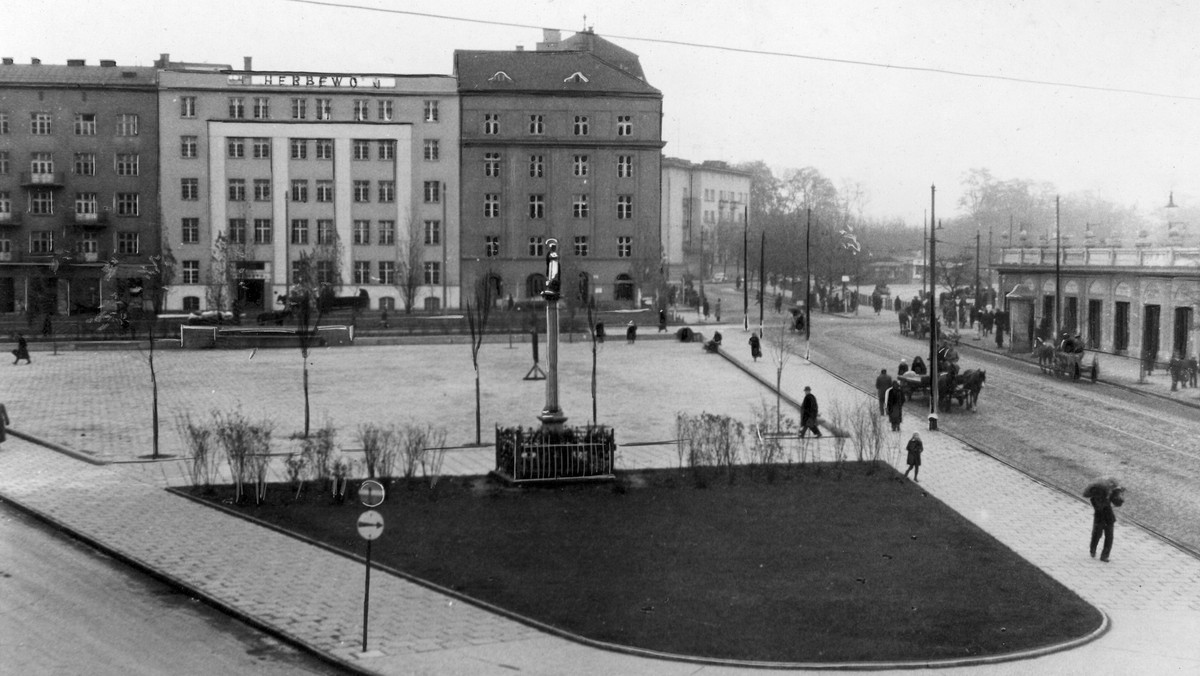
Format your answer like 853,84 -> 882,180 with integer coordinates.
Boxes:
958,369 -> 987,410
1033,337 -> 1055,372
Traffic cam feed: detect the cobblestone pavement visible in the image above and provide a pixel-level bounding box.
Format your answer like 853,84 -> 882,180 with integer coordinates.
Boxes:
1,333 -> 1199,675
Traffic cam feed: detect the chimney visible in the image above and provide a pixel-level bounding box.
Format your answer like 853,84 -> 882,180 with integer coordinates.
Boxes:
538,29 -> 562,51
515,45 -> 524,51
2,58 -> 13,65
67,59 -> 85,67
100,59 -> 116,67
31,58 -> 41,65
243,56 -> 252,71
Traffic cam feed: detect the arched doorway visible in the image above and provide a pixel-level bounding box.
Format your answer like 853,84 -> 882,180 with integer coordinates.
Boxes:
576,272 -> 591,305
484,274 -> 503,305
614,274 -> 635,302
526,273 -> 546,299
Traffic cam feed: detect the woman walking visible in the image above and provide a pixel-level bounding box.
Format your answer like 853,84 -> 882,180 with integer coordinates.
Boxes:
904,433 -> 923,482
12,333 -> 31,365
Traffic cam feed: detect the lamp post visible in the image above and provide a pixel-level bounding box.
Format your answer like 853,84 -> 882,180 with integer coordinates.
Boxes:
1055,195 -> 1061,337
805,208 -> 812,359
538,239 -> 566,431
928,185 -> 939,432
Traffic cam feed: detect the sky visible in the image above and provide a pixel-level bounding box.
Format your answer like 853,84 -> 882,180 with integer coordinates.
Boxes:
6,0 -> 1200,228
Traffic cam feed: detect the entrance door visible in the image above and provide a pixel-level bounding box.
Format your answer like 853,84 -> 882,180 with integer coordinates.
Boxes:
1065,297 -> 1078,334
1086,299 -> 1102,349
238,279 -> 265,310
1143,304 -> 1161,365
1174,306 -> 1193,358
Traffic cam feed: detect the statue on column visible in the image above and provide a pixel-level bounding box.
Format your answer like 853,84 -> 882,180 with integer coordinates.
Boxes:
542,238 -> 561,301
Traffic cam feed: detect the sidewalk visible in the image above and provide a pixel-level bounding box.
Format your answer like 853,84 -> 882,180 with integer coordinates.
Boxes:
2,338 -> 1199,674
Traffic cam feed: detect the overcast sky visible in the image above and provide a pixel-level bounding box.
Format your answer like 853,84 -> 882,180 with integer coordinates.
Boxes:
7,0 -> 1199,227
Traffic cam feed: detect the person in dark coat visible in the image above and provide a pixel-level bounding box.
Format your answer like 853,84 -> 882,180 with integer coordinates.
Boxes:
748,331 -> 762,362
903,433 -> 923,481
875,369 -> 893,415
625,321 -> 637,344
0,402 -> 9,448
658,308 -> 667,333
897,359 -> 909,377
594,322 -> 605,343
799,386 -> 821,438
12,333 -> 31,365
885,381 -> 904,431
1085,480 -> 1124,562
910,355 -> 926,376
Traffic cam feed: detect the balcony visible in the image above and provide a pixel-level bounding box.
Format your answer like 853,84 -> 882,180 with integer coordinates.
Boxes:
72,210 -> 110,228
20,171 -> 66,188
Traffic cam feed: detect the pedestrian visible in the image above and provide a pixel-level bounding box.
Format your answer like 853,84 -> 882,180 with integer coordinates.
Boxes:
702,297 -> 710,321
626,320 -> 637,344
774,293 -> 783,314
903,433 -> 923,481
12,333 -> 31,365
0,402 -> 9,448
658,308 -> 667,332
885,381 -> 904,431
748,331 -> 762,362
1084,479 -> 1124,562
911,355 -> 926,376
594,322 -> 605,343
875,368 -> 893,415
380,308 -> 389,329
799,386 -> 821,438
897,358 -> 909,377
715,298 -> 721,322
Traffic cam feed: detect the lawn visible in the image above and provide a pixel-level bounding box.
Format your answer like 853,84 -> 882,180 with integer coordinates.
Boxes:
193,463 -> 1102,663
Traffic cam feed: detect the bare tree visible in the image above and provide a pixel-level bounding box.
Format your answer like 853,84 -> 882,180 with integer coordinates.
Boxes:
766,321 -> 798,433
465,273 -> 494,444
393,216 -> 424,314
207,232 -> 247,317
288,239 -> 343,438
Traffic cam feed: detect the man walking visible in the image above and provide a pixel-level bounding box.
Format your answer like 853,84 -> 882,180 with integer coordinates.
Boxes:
799,386 -> 821,438
875,368 -> 893,415
1085,480 -> 1125,562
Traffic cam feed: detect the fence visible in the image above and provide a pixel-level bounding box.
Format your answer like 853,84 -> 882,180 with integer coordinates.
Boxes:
494,425 -> 616,484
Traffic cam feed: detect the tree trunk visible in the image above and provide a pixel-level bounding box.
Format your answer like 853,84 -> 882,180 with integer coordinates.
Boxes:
303,356 -> 311,438
150,334 -> 159,459
776,366 -> 783,434
474,363 -> 481,445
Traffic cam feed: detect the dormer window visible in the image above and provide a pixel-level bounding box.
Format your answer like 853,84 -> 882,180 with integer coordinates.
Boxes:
489,71 -> 513,83
564,72 -> 590,84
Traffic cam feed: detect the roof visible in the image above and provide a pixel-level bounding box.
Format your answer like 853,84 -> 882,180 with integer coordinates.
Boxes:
558,30 -> 645,80
0,63 -> 157,87
453,50 -> 660,96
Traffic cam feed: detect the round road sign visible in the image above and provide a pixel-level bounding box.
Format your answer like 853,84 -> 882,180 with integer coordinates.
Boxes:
358,480 -> 385,507
357,510 -> 384,541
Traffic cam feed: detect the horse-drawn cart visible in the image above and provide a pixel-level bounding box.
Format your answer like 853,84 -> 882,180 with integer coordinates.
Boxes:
898,368 -> 986,411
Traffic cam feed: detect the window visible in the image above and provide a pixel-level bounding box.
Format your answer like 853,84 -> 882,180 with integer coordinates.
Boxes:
253,219 -> 272,244
116,153 -> 139,176
228,97 -> 245,119
353,220 -> 370,245
183,296 -> 201,312
74,153 -> 95,176
423,100 -> 439,122
290,139 -> 307,159
423,139 -> 440,161
484,152 -> 501,177
378,261 -> 395,285
353,99 -> 370,121
290,219 -> 309,244
181,178 -> 199,201
573,115 -> 589,136
378,140 -> 395,160
484,113 -> 499,135
74,113 -> 96,135
423,181 -> 441,203
0,194 -> 9,218
316,219 -> 335,244
353,260 -> 371,284
618,155 -> 633,178
485,236 -> 500,257
0,112 -> 7,134
180,96 -> 196,118
529,114 -> 544,135
316,181 -> 333,202
228,179 -> 245,202
253,179 -> 271,201
74,193 -> 98,215
0,151 -> 7,174
378,181 -> 395,203
291,261 -> 304,283
291,180 -> 308,202
30,231 -> 55,253
529,154 -> 544,178
181,135 -> 198,158
31,152 -> 54,174
484,194 -> 500,218
573,194 -> 589,218
117,232 -> 140,254
252,138 -> 270,159
182,260 -> 200,284
291,98 -> 307,120
31,112 -> 52,135
573,155 -> 589,177
378,100 -> 393,121
182,218 -> 200,244
617,236 -> 632,258
528,236 -> 544,257
228,218 -> 247,244
353,180 -> 371,203
315,98 -> 332,120
353,139 -> 371,160
119,114 -> 140,136
423,261 -> 440,285
574,236 -> 589,256
618,195 -> 633,219
116,193 -> 139,216
617,115 -> 632,136
378,220 -> 395,245
228,137 -> 245,159
253,97 -> 270,119
315,139 -> 333,160
423,220 -> 440,245
79,233 -> 98,254
529,195 -> 545,219
1114,302 -> 1130,351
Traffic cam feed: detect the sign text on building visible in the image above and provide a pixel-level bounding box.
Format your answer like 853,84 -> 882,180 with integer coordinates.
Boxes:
228,74 -> 397,89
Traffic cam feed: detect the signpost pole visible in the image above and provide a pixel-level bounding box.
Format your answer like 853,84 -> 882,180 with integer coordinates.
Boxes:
362,538 -> 372,653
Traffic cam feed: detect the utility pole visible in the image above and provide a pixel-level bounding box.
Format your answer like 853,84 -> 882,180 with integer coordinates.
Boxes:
975,229 -> 981,313
928,185 -> 938,432
758,230 -> 765,333
1055,195 -> 1061,336
805,208 -> 811,360
743,211 -> 748,330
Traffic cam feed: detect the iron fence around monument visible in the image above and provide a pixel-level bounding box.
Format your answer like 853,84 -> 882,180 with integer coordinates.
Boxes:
494,425 -> 616,484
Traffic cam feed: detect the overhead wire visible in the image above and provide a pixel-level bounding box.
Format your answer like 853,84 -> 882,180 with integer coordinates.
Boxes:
281,0 -> 1200,102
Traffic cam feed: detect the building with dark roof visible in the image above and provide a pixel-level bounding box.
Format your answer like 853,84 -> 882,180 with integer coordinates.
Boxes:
454,30 -> 664,308
0,57 -> 160,317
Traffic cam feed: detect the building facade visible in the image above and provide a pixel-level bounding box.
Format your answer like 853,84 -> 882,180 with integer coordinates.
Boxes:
997,246 -> 1200,362
660,158 -> 750,284
454,30 -> 663,308
157,56 -> 460,313
0,58 -> 160,315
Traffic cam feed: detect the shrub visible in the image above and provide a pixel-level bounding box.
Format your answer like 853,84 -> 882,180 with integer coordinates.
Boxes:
176,413 -> 217,492
357,423 -> 397,480
676,411 -> 744,487
302,417 -> 338,484
284,452 -> 308,500
212,409 -> 273,504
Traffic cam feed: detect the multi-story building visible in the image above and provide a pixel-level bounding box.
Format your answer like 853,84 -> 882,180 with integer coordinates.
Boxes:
157,55 -> 460,313
0,57 -> 159,315
454,30 -> 663,307
660,158 -> 750,284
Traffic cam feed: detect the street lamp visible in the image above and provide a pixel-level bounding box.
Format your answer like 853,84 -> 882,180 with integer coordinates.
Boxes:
928,184 -> 939,432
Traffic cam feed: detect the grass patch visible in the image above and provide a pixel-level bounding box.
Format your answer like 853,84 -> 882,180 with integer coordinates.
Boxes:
191,463 -> 1101,663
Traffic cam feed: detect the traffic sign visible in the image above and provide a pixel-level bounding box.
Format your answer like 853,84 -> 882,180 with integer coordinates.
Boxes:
358,480 -> 385,507
357,510 -> 384,541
